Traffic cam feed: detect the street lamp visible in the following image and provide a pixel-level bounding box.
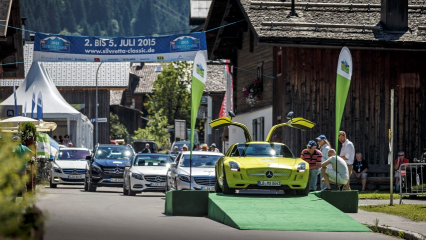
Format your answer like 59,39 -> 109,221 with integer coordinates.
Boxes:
95,62 -> 103,145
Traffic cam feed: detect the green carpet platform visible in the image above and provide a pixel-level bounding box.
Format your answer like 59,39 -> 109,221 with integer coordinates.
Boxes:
207,193 -> 370,232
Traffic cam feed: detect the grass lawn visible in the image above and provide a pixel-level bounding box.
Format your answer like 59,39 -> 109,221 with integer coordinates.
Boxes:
359,204 -> 426,221
358,190 -> 426,200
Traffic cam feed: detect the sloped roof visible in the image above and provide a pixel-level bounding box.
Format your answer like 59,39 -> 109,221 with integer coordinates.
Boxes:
130,63 -> 226,94
240,0 -> 426,45
0,42 -> 130,88
205,0 -> 426,54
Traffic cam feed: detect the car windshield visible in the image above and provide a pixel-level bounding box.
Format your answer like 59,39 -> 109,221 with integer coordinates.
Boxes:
172,142 -> 190,151
57,149 -> 91,161
230,143 -> 294,158
95,146 -> 134,160
180,154 -> 221,168
133,154 -> 173,166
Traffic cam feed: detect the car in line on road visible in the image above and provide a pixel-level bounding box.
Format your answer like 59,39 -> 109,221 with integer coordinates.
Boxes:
166,151 -> 224,191
85,144 -> 135,192
123,153 -> 174,196
209,112 -> 315,195
49,147 -> 91,188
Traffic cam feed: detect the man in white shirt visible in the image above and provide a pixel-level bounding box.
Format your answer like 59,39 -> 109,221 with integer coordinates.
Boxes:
210,143 -> 220,153
321,149 -> 349,191
338,131 -> 355,190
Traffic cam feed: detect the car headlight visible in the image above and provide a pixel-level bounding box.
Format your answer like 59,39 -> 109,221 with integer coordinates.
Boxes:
53,166 -> 62,173
297,162 -> 306,172
92,165 -> 102,172
178,174 -> 191,183
229,161 -> 240,172
131,173 -> 143,180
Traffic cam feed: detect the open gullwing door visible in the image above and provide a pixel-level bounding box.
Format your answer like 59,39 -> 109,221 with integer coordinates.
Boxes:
209,117 -> 253,142
266,117 -> 315,142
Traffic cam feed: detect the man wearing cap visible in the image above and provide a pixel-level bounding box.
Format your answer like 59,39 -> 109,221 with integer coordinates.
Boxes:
210,143 -> 220,153
141,143 -> 151,153
316,135 -> 331,190
301,140 -> 323,191
321,149 -> 349,190
338,131 -> 355,190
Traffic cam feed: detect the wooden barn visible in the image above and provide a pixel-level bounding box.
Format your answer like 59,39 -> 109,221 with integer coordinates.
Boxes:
204,0 -> 426,173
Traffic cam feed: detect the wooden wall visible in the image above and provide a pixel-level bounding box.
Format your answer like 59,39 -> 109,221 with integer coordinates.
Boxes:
235,29 -> 274,114
273,47 -> 426,168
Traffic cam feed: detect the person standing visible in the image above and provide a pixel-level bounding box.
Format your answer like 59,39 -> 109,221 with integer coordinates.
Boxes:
58,135 -> 64,144
210,143 -> 220,153
141,143 -> 151,153
200,144 -> 209,151
63,135 -> 72,147
300,140 -> 322,191
316,135 -> 331,190
394,151 -> 409,192
321,149 -> 349,190
352,152 -> 369,192
338,131 -> 355,190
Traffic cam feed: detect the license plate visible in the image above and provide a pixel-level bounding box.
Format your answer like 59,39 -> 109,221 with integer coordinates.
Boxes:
201,186 -> 215,191
258,181 -> 281,186
150,182 -> 165,186
110,178 -> 124,183
68,175 -> 83,179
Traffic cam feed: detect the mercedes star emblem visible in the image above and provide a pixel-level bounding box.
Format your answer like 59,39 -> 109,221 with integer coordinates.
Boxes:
155,176 -> 162,182
265,170 -> 274,178
72,169 -> 78,175
115,168 -> 120,174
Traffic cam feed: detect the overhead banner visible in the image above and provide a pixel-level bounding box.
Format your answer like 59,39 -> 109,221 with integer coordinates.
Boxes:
335,47 -> 353,149
33,32 -> 207,62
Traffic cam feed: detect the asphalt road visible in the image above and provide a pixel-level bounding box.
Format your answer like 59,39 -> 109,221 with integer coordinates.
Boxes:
36,186 -> 396,240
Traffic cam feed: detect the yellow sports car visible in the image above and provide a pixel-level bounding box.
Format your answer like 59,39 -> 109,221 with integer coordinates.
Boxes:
210,113 -> 315,195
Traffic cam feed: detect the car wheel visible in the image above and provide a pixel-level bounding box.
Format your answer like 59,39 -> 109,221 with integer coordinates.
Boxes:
128,178 -> 137,196
49,179 -> 57,188
222,166 -> 235,194
88,178 -> 97,192
84,176 -> 88,191
297,174 -> 310,196
123,181 -> 129,196
215,166 -> 222,193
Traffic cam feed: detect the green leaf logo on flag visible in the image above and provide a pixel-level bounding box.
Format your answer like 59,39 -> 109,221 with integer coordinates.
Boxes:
335,47 -> 353,149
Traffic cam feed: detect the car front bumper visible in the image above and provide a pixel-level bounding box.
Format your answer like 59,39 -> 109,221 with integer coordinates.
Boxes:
130,175 -> 166,192
176,176 -> 216,191
51,171 -> 85,185
224,168 -> 309,190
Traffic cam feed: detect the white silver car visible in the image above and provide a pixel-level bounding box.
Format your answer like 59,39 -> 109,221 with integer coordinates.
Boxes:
123,153 -> 173,196
50,147 -> 91,188
166,151 -> 224,191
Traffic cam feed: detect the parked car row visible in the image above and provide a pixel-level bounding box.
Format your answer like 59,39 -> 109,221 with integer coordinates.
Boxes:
47,143 -> 224,196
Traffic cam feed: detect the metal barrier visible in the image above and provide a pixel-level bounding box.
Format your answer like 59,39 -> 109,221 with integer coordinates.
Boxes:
399,163 -> 426,204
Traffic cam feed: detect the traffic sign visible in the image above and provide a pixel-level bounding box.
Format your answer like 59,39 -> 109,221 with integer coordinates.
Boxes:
91,118 -> 107,123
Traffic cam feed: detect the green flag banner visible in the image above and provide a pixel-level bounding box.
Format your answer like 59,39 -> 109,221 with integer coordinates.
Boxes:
335,47 -> 353,149
190,51 -> 207,153
37,132 -> 51,158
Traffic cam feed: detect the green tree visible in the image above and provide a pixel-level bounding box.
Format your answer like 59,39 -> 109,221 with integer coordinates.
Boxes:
146,62 -> 192,128
110,113 -> 129,142
133,109 -> 170,149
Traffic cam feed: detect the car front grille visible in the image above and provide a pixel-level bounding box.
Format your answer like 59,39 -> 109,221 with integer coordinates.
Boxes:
103,167 -> 124,175
144,175 -> 166,183
194,176 -> 215,186
246,168 -> 292,180
62,169 -> 85,175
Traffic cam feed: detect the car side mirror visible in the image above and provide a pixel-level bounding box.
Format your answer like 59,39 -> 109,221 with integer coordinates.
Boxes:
48,157 -> 54,162
86,155 -> 94,162
124,163 -> 130,168
170,162 -> 177,168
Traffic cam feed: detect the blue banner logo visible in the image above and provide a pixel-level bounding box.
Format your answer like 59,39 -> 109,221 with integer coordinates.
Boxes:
170,36 -> 200,52
40,36 -> 70,52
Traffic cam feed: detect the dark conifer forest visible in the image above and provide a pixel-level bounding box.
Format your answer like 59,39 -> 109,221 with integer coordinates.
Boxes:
21,0 -> 192,36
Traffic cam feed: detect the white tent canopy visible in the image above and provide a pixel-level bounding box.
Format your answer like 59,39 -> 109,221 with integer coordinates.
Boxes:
0,62 -> 93,148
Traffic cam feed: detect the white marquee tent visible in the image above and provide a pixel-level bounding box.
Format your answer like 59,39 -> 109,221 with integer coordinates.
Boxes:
0,62 -> 93,149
